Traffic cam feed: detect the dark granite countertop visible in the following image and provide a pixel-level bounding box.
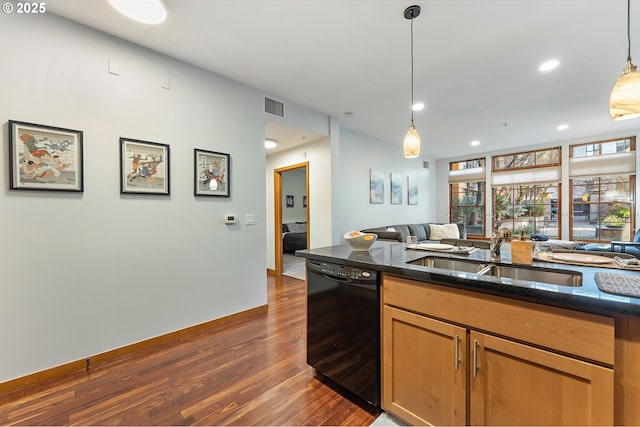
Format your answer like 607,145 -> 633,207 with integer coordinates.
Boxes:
296,241 -> 640,316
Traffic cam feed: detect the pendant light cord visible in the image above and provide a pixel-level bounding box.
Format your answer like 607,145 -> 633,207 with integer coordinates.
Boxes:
627,0 -> 632,62
410,14 -> 415,123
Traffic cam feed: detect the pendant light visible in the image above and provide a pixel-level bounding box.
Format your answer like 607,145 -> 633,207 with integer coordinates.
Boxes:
610,0 -> 640,121
403,5 -> 422,158
108,0 -> 167,25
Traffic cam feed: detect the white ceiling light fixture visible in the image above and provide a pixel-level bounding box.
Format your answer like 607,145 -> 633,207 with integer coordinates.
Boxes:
539,59 -> 559,72
610,0 -> 640,120
557,124 -> 569,130
403,5 -> 422,159
470,140 -> 480,146
412,102 -> 425,111
265,139 -> 277,149
107,0 -> 167,25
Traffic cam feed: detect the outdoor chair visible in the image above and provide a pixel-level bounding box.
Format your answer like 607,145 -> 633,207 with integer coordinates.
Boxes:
579,229 -> 640,259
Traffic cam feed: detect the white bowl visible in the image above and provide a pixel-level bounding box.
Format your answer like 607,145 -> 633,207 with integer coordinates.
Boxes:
344,231 -> 378,251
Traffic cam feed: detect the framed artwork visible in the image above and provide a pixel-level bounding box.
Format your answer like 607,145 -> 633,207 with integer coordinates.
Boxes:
286,195 -> 294,207
8,120 -> 83,192
120,138 -> 170,195
391,173 -> 403,205
194,149 -> 230,197
408,175 -> 418,205
303,195 -> 307,208
369,169 -> 384,204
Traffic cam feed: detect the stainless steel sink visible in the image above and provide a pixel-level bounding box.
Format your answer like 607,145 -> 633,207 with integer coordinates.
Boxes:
481,264 -> 582,287
408,256 -> 489,273
408,256 -> 582,287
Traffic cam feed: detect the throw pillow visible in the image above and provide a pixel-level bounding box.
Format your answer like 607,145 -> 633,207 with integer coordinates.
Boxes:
429,223 -> 460,240
286,222 -> 307,233
372,231 -> 402,241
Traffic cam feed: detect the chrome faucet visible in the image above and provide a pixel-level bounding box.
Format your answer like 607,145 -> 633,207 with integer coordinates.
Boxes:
490,228 -> 512,261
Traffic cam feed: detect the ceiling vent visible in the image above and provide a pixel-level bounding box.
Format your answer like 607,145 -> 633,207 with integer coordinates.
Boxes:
265,97 -> 285,118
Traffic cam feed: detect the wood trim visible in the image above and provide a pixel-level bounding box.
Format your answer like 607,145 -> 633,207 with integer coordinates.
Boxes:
0,304 -> 267,395
266,268 -> 277,276
274,162 -> 309,276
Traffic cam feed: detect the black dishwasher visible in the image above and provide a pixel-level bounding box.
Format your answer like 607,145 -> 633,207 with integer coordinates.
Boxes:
306,260 -> 380,407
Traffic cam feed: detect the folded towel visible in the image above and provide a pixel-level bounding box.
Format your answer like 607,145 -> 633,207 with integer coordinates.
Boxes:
614,256 -> 640,269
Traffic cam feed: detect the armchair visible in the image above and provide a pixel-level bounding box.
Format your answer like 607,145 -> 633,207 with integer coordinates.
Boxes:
580,229 -> 640,259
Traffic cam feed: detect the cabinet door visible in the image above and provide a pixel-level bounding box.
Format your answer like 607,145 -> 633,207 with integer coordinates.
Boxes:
469,331 -> 613,426
382,306 -> 467,426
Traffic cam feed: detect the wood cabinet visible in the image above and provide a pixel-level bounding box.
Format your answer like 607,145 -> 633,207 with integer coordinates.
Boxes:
382,274 -> 615,426
469,331 -> 613,426
382,306 -> 467,425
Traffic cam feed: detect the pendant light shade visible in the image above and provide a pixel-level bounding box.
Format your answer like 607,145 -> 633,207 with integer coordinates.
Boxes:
403,5 -> 421,158
610,0 -> 640,120
404,122 -> 421,158
610,61 -> 640,120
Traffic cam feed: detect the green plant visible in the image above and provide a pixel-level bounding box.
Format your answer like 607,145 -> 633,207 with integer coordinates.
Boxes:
603,215 -> 625,227
608,202 -> 631,218
514,223 -> 536,236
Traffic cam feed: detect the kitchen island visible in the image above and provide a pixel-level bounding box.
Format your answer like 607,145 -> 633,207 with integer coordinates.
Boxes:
297,241 -> 640,426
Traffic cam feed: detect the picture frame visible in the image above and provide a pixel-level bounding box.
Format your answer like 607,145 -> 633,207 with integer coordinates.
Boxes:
286,195 -> 294,207
369,169 -> 384,204
194,148 -> 230,197
120,138 -> 170,195
8,120 -> 83,192
391,173 -> 403,205
303,195 -> 307,208
408,175 -> 418,205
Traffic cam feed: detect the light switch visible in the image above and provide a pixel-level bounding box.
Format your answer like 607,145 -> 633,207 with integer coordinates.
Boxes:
245,214 -> 256,225
161,75 -> 171,90
108,58 -> 120,76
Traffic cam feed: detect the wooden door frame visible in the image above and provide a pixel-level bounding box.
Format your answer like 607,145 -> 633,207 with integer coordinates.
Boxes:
274,162 -> 310,276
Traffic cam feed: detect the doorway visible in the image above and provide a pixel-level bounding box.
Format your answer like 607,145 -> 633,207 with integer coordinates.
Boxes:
274,162 -> 309,277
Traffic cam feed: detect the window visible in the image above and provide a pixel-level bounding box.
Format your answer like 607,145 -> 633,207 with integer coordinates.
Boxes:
569,137 -> 636,242
570,177 -> 634,241
493,184 -> 560,239
449,158 -> 485,237
491,147 -> 562,238
493,147 -> 560,172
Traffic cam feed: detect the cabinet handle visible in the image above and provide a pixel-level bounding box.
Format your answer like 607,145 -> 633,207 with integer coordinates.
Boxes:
473,339 -> 478,378
454,334 -> 460,371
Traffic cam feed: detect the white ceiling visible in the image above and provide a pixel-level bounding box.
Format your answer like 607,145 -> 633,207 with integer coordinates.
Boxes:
47,0 -> 640,159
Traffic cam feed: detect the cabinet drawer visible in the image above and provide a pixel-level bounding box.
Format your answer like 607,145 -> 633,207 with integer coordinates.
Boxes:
382,274 -> 614,365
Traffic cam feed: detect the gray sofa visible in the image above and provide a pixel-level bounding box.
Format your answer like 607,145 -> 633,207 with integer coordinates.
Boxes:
360,222 -> 467,244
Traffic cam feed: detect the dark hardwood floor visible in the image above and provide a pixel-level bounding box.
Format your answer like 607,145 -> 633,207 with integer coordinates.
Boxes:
0,275 -> 380,425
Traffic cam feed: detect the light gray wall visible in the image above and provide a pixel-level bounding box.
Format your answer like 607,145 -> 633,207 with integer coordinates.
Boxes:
0,13 -> 267,382
265,125 -> 438,272
266,138 -> 332,270
282,168 -> 307,223
335,127 -> 437,235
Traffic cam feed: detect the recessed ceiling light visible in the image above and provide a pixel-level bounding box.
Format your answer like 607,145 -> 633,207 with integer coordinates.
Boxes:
557,124 -> 569,131
470,140 -> 480,146
412,102 -> 425,111
265,139 -> 277,149
108,0 -> 167,24
539,59 -> 559,72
